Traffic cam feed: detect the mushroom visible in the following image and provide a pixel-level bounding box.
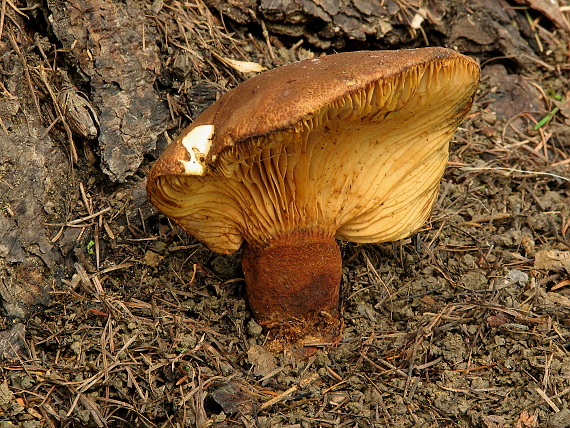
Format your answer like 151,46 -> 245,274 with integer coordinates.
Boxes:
147,48 -> 480,343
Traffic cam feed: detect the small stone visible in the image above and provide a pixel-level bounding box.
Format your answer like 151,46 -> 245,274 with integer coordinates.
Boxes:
247,319 -> 263,336
506,269 -> 529,285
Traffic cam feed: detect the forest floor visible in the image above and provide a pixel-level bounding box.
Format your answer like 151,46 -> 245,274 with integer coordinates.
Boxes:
0,0 -> 569,427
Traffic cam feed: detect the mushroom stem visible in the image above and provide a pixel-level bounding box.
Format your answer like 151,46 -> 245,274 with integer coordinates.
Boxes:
242,231 -> 342,335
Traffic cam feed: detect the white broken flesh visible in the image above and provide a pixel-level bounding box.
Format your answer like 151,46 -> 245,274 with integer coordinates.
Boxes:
179,124 -> 215,175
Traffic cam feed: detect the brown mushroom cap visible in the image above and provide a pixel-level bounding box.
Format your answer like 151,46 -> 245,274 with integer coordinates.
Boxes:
148,48 -> 480,255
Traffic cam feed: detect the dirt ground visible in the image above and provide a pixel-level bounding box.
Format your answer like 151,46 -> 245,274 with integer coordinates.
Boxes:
0,0 -> 569,427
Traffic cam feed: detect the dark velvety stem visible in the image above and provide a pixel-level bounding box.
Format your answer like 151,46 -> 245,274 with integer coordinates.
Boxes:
241,231 -> 341,329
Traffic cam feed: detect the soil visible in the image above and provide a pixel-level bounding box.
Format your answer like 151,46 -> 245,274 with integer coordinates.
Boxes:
0,1 -> 569,427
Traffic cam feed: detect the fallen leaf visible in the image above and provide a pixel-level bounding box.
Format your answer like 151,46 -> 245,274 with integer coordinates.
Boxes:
534,250 -> 570,272
514,409 -> 538,428
487,312 -> 512,327
210,380 -> 259,415
213,52 -> 267,73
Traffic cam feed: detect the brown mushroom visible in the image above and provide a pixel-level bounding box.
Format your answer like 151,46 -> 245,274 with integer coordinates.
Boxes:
147,48 -> 480,344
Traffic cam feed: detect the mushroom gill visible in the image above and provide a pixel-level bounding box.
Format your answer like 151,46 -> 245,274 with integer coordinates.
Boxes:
148,48 -> 480,344
153,55 -> 476,251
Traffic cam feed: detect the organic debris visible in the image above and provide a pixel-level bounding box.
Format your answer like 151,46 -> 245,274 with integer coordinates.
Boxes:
0,0 -> 568,427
